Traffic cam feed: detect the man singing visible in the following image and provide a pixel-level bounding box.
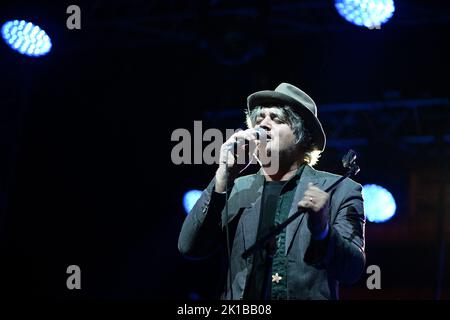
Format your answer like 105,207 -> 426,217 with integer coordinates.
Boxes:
178,83 -> 366,300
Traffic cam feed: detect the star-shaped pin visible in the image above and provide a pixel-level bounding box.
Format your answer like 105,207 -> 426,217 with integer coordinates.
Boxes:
272,273 -> 282,283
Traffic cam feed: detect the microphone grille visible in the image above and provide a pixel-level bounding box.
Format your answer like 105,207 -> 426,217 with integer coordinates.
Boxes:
253,127 -> 267,139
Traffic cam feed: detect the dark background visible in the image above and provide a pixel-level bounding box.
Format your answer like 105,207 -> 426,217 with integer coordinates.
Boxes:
0,0 -> 449,300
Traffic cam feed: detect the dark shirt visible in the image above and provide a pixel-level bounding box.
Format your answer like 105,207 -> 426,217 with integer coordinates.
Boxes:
245,163 -> 306,300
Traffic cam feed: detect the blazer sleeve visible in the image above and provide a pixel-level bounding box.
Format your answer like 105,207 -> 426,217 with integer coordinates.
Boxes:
304,179 -> 366,284
178,175 -> 244,259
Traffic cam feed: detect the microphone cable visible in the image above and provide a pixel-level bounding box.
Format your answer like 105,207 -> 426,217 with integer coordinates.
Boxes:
223,165 -> 233,300
222,134 -> 263,300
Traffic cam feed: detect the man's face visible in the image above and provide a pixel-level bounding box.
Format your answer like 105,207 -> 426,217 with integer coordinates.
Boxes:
253,107 -> 298,160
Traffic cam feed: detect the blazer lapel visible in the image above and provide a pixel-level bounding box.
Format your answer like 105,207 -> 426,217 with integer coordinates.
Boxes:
285,165 -> 322,255
241,172 -> 265,252
238,166 -> 328,255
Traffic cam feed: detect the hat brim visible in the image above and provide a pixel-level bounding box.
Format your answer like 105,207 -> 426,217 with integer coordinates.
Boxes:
247,90 -> 326,151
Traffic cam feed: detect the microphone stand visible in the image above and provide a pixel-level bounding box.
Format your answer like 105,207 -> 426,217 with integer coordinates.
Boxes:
241,149 -> 361,260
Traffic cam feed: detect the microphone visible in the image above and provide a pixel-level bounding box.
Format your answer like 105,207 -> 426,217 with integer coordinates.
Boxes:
226,127 -> 268,151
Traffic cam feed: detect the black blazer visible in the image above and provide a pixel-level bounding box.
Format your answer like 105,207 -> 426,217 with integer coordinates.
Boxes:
178,165 -> 366,300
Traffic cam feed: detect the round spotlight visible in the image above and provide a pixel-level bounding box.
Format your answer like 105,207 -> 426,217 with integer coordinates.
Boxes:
335,0 -> 395,28
183,190 -> 202,215
1,19 -> 52,57
362,184 -> 396,223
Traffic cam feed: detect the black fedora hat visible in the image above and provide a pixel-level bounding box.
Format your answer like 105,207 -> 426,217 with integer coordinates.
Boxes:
247,82 -> 326,152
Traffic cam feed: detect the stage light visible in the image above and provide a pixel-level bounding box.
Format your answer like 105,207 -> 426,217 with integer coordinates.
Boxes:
362,184 -> 396,223
1,19 -> 52,57
183,190 -> 202,215
335,0 -> 395,28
